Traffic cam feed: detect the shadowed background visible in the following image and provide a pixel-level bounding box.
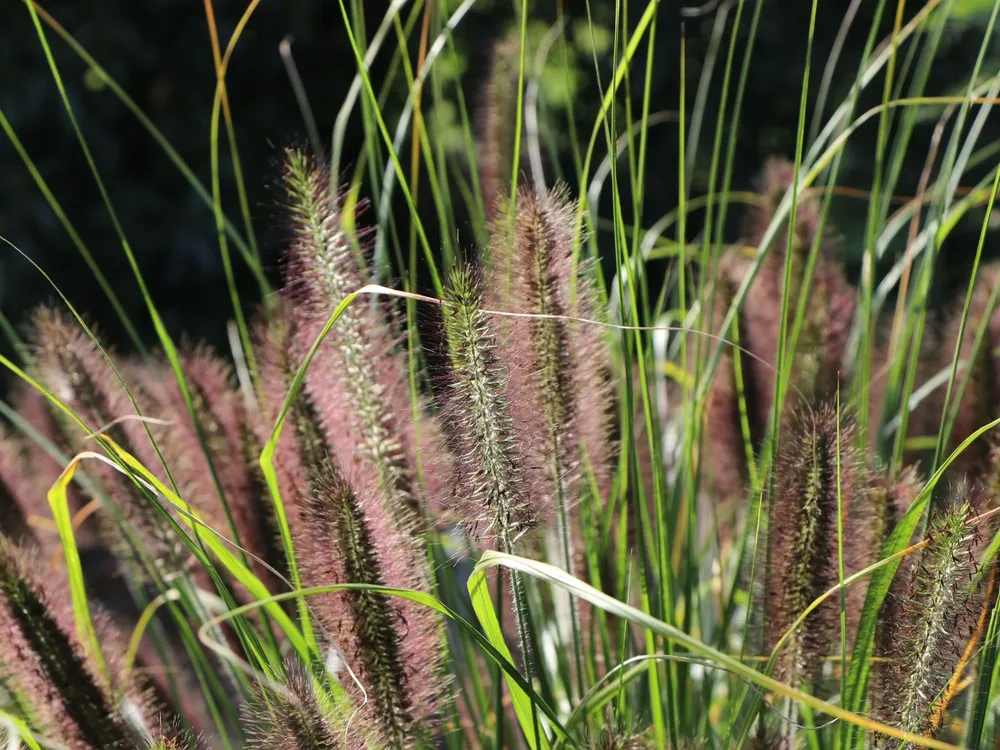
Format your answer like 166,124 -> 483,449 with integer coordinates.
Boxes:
2,0 -> 998,357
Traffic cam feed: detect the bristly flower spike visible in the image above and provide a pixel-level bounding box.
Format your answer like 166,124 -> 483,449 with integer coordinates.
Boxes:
254,308 -> 445,748
282,148 -> 449,526
135,347 -> 273,587
705,158 -> 854,492
298,464 -> 441,748
485,185 -> 614,689
486,186 -> 614,509
438,265 -> 544,707
871,494 -> 993,745
763,403 -> 868,687
439,265 -> 544,544
28,308 -> 185,574
244,667 -> 383,750
0,538 -> 166,749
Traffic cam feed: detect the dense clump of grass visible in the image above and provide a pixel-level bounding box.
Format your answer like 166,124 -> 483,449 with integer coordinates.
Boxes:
8,3 -> 1000,749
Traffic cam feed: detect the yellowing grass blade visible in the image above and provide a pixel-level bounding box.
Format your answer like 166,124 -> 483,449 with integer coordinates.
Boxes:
83,437 -> 312,662
47,452 -> 110,684
474,551 -> 958,750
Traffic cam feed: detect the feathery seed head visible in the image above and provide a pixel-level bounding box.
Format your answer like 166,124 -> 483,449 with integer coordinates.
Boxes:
871,491 -> 992,742
486,186 -> 615,509
282,149 -> 446,525
0,432 -> 36,544
27,308 -> 180,570
298,461 -> 443,748
252,308 -> 329,537
440,265 -> 542,542
764,403 -> 868,685
0,538 -> 159,749
244,668 -> 381,750
707,159 -> 854,490
136,348 -> 272,586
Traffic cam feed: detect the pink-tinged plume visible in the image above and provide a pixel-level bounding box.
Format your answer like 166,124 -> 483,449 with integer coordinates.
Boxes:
298,462 -> 444,748
0,537 -> 171,748
254,309 -> 445,747
702,158 -> 854,500
134,348 -> 273,586
0,429 -> 37,542
486,185 -> 615,516
281,149 -> 449,526
763,404 -> 869,687
244,666 -> 383,749
27,308 -> 189,577
439,265 -> 548,542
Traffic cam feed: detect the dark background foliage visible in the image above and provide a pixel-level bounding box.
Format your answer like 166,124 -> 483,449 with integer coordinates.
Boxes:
1,0 -> 997,358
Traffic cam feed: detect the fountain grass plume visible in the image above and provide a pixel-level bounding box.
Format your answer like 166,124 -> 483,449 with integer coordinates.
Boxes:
254,308 -> 444,748
0,537 -> 169,748
8,381 -> 96,546
28,308 -> 182,570
871,493 -> 993,744
486,185 -> 614,513
439,265 -> 544,542
713,158 -> 854,467
763,403 -> 869,686
244,666 -> 382,749
282,148 -> 449,525
135,347 -> 272,585
477,38 -> 526,225
297,461 -> 443,748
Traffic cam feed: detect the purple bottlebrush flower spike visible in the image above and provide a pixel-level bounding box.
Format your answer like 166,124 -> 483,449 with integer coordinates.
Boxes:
134,347 -> 273,586
705,158 -> 855,495
763,403 -> 870,686
0,537 -> 169,748
439,265 -> 547,543
486,185 -> 615,512
870,492 -> 995,744
281,148 -> 449,526
297,462 -> 443,748
254,308 -> 444,748
477,37 -> 527,225
244,666 -> 382,749
27,308 -> 182,568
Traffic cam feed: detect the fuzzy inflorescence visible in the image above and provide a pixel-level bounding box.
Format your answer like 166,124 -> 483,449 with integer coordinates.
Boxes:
486,185 -> 614,511
703,158 -> 854,501
764,404 -> 869,685
255,304 -> 443,748
135,347 -> 273,587
283,148 -> 448,527
244,668 -> 379,750
440,265 -> 541,543
28,308 -> 188,574
0,539 -> 166,748
871,496 -> 992,743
